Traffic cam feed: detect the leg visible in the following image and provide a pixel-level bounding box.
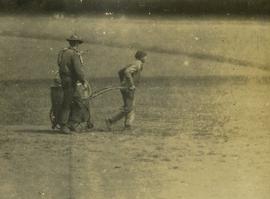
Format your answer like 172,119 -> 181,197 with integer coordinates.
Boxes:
108,90 -> 127,124
124,90 -> 135,128
59,83 -> 75,132
109,111 -> 125,123
68,100 -> 82,131
125,111 -> 135,128
83,99 -> 94,129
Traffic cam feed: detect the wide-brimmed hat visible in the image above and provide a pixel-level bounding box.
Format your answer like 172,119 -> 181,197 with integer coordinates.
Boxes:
66,34 -> 83,44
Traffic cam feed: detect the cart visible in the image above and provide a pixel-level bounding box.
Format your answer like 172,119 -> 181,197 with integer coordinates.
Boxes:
49,79 -> 123,130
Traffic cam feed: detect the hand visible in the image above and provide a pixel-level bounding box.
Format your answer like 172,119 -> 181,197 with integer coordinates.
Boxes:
129,85 -> 136,91
83,82 -> 88,88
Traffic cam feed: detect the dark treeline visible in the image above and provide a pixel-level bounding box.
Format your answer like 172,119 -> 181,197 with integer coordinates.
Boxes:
0,0 -> 269,15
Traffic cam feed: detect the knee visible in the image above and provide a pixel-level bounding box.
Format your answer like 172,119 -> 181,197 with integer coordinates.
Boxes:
124,107 -> 134,114
120,106 -> 133,114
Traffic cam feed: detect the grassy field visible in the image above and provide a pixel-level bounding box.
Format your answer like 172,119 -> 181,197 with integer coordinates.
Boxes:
1,76 -> 270,199
0,15 -> 270,199
0,15 -> 270,80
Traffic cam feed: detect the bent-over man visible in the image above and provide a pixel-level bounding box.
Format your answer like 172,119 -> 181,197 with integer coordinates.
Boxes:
105,50 -> 147,130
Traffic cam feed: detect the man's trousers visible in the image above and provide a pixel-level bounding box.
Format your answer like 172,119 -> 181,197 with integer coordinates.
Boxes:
109,89 -> 135,127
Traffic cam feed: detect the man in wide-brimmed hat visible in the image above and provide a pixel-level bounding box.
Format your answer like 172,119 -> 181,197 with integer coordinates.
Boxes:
57,34 -> 93,134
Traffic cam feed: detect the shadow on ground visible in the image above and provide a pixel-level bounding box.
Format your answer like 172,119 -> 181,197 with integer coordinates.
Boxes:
13,129 -> 61,135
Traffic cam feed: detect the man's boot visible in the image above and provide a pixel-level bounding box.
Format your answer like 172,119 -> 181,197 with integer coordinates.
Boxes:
69,122 -> 82,133
60,126 -> 71,134
85,121 -> 94,131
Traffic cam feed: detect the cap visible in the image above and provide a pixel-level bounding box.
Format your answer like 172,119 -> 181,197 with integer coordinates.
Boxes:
135,50 -> 147,60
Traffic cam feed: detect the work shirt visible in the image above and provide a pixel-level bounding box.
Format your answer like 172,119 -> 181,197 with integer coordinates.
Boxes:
57,46 -> 85,84
120,60 -> 143,88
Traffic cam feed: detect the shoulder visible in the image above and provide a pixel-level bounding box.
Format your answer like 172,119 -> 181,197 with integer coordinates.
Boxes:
58,48 -> 68,55
58,48 -> 72,56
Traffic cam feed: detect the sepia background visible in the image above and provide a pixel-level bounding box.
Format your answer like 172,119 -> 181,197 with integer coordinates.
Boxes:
0,1 -> 270,199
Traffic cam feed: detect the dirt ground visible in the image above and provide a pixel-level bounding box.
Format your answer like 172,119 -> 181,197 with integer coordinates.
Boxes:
1,76 -> 270,199
0,15 -> 270,199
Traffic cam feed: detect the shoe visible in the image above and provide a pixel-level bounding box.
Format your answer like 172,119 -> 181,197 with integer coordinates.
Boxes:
105,118 -> 112,130
123,125 -> 138,134
82,122 -> 94,132
60,126 -> 71,134
124,125 -> 132,131
86,122 -> 94,130
69,123 -> 81,133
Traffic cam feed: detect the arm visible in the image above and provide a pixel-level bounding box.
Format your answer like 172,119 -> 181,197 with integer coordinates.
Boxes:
72,53 -> 85,83
124,64 -> 140,88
